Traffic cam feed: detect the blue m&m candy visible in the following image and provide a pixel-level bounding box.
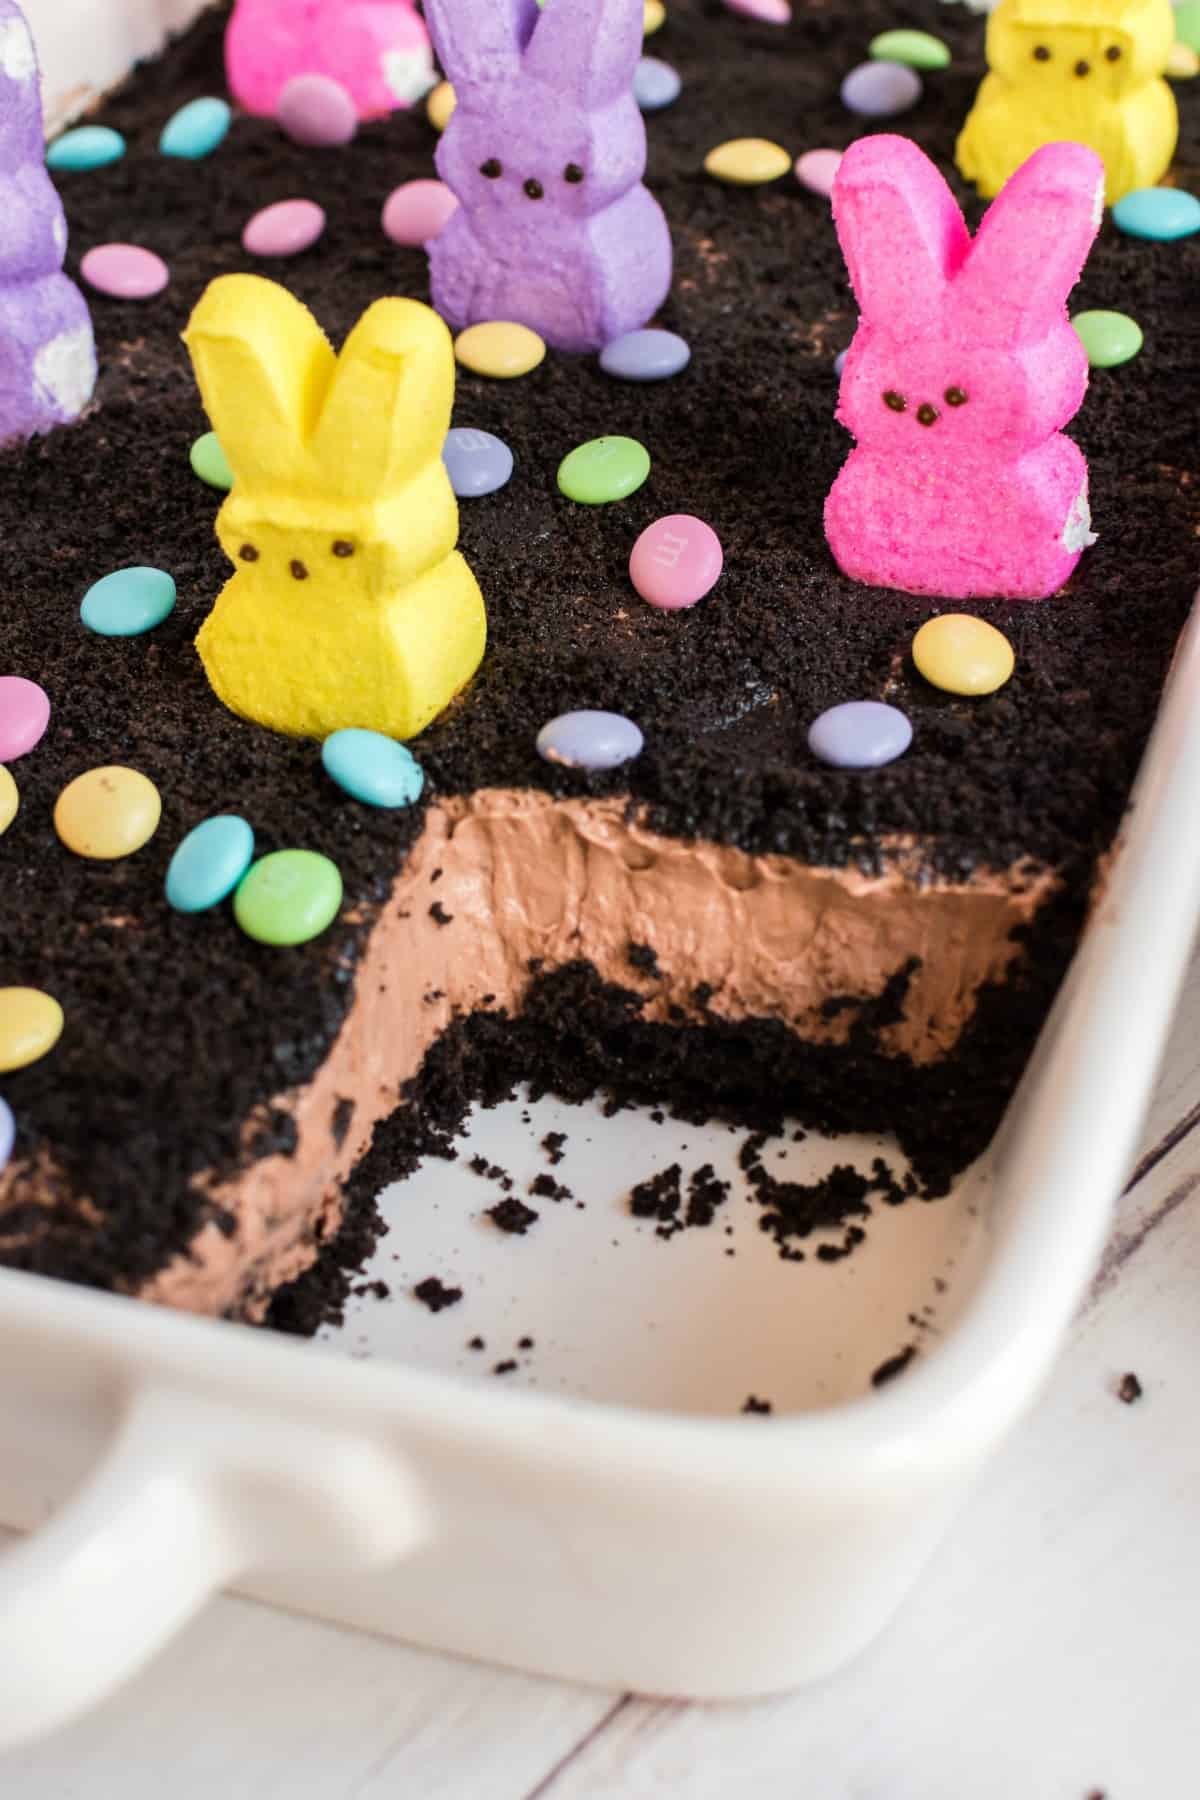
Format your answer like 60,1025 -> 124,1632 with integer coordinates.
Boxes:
1111,188 -> 1200,242
322,729 -> 425,808
166,816 -> 256,913
159,97 -> 232,160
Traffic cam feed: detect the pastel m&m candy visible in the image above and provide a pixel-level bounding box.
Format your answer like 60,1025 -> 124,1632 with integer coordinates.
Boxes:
808,700 -> 912,768
558,437 -> 650,504
276,74 -> 358,146
455,321 -> 546,378
537,710 -> 644,770
0,676 -> 49,760
166,815 -> 255,913
322,729 -> 425,807
1111,188 -> 1200,242
723,0 -> 791,22
443,428 -> 514,497
868,30 -> 949,71
912,615 -> 1014,696
633,56 -> 682,111
0,988 -> 63,1073
599,328 -> 690,381
242,198 -> 326,258
81,566 -> 176,637
0,765 -> 16,836
55,766 -> 162,859
382,179 -> 458,246
644,0 -> 666,33
0,1097 -> 13,1171
795,148 -> 842,197
159,96 -> 231,159
427,79 -> 457,132
47,126 -> 125,172
841,61 -> 922,118
191,432 -> 233,491
234,850 -> 343,946
704,138 -> 792,185
80,244 -> 169,300
630,515 -> 723,610
1071,310 -> 1143,368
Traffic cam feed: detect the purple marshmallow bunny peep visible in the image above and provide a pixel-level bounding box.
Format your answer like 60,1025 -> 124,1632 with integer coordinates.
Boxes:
423,0 -> 671,354
0,2 -> 96,445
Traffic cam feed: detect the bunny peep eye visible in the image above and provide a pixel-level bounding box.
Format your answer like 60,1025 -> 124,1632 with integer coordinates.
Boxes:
883,390 -> 907,413
524,178 -> 544,200
1032,43 -> 1051,60
290,559 -> 309,582
1105,43 -> 1121,60
564,163 -> 585,184
480,158 -> 502,179
916,403 -> 940,427
332,540 -> 355,559
944,386 -> 968,407
238,543 -> 259,563
1074,58 -> 1090,76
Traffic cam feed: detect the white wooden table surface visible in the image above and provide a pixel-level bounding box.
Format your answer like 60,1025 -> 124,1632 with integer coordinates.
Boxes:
5,946 -> 1200,1800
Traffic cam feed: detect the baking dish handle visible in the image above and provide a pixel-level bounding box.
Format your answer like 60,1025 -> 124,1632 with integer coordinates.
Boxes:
0,1382 -> 428,1749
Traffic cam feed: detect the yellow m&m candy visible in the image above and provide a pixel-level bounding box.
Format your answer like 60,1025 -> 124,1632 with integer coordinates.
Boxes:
912,615 -> 1015,697
0,988 -> 63,1073
427,80 -> 457,131
644,0 -> 666,33
0,765 -> 16,837
54,766 -> 162,860
454,321 -> 546,379
704,138 -> 792,186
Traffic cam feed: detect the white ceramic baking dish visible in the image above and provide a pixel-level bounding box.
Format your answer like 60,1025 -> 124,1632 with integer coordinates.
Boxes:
4,0 -> 1197,1752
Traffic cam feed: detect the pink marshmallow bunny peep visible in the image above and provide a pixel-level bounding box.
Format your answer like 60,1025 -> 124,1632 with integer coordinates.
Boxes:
423,0 -> 671,354
0,1 -> 96,445
825,135 -> 1104,602
225,0 -> 434,122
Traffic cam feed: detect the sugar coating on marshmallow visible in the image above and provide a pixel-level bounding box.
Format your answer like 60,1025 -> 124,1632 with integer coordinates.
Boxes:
824,135 -> 1104,602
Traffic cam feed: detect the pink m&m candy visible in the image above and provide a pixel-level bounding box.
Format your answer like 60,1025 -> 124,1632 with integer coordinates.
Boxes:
0,677 -> 49,761
276,75 -> 358,148
795,148 -> 842,197
630,514 -> 723,611
724,0 -> 791,20
382,179 -> 459,247
80,244 -> 169,300
243,198 -> 326,258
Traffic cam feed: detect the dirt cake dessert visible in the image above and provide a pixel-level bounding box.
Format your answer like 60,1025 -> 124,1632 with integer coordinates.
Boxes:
0,0 -> 1196,1325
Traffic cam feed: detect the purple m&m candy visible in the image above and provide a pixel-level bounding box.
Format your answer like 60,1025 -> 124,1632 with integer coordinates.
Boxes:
808,700 -> 912,769
243,198 -> 326,258
443,427 -> 514,498
630,514 -> 723,610
276,75 -> 358,147
0,676 -> 49,760
633,57 -> 682,111
599,328 -> 691,382
80,244 -> 169,299
537,710 -> 644,771
841,61 -> 922,118
382,179 -> 459,246
0,1097 -> 13,1172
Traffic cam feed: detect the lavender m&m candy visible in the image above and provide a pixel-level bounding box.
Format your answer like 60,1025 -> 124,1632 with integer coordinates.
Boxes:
834,348 -> 848,376
0,1096 -> 12,1172
80,244 -> 169,300
443,427 -> 514,497
243,198 -> 326,258
537,710 -> 644,771
0,676 -> 49,761
599,327 -> 691,382
633,56 -> 682,111
808,700 -> 912,769
795,148 -> 842,196
630,514 -> 723,610
276,74 -> 358,147
841,61 -> 922,118
382,178 -> 459,246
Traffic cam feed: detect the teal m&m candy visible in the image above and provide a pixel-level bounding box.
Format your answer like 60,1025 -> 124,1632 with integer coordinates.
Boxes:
166,816 -> 255,913
1111,188 -> 1200,242
557,436 -> 650,504
160,96 -> 232,160
81,566 -> 176,636
47,126 -> 125,172
321,729 -> 425,808
234,850 -> 343,946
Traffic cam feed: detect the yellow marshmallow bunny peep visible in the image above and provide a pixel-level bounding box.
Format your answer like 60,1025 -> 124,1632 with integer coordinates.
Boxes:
184,274 -> 486,741
956,0 -> 1178,205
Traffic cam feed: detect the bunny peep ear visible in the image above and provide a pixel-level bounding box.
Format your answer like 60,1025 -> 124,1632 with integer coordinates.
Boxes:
522,0 -> 643,108
313,298 -> 455,502
423,0 -> 537,90
832,135 -> 970,329
184,275 -> 336,489
958,143 -> 1105,346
